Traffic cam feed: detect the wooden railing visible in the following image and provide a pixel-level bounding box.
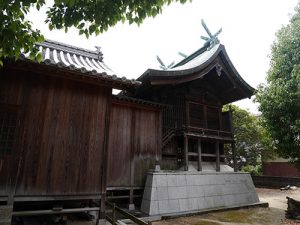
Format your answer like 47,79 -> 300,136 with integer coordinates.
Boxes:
184,126 -> 233,139
162,128 -> 175,148
105,201 -> 151,225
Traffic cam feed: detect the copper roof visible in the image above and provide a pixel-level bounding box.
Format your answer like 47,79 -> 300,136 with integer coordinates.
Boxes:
132,44 -> 255,104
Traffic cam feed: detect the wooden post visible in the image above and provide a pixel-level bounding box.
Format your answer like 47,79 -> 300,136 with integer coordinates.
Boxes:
129,111 -> 135,210
184,135 -> 189,171
219,108 -> 223,131
97,88 -> 112,225
232,142 -> 237,172
96,195 -> 106,225
128,188 -> 135,210
155,110 -> 162,171
204,105 -> 207,128
215,141 -> 220,172
197,139 -> 202,171
112,203 -> 116,225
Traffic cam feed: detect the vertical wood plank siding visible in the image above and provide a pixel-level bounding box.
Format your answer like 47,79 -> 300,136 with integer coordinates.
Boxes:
107,101 -> 161,187
0,70 -> 111,196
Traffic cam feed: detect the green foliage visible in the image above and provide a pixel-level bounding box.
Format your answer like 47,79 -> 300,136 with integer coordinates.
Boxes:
0,0 -> 45,65
46,0 -> 190,38
255,4 -> 300,166
242,164 -> 262,176
1,0 -> 191,65
223,105 -> 275,171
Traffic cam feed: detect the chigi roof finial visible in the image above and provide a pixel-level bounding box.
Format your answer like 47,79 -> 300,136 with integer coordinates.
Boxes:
200,19 -> 222,50
95,46 -> 103,61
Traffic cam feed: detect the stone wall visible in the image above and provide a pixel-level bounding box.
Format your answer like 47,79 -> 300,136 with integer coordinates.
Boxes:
141,171 -> 259,215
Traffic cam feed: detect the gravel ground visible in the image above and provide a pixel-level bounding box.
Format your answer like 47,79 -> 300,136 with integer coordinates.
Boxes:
256,187 -> 300,209
256,187 -> 300,225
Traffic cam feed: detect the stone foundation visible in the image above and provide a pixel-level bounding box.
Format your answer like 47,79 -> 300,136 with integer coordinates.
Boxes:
141,171 -> 259,215
0,205 -> 13,225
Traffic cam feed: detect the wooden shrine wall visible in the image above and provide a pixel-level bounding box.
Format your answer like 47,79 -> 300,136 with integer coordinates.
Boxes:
0,69 -> 110,198
107,100 -> 161,187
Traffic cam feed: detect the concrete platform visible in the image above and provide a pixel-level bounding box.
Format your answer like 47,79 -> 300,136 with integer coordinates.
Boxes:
141,171 -> 260,216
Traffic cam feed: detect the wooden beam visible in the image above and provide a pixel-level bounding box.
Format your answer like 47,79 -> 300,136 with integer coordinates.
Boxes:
215,141 -> 220,172
197,139 -> 202,171
12,207 -> 100,216
188,152 -> 198,156
184,135 -> 189,171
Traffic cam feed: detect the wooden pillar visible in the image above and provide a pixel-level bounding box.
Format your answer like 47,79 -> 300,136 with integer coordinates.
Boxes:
128,158 -> 135,210
197,139 -> 202,171
155,111 -> 162,171
97,88 -> 112,224
204,105 -> 207,128
184,135 -> 189,171
96,194 -> 106,225
128,110 -> 135,210
215,141 -> 220,172
232,142 -> 237,172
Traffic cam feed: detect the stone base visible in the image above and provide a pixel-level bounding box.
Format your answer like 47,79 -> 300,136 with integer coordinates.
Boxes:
128,203 -> 135,211
0,205 -> 13,225
141,171 -> 259,216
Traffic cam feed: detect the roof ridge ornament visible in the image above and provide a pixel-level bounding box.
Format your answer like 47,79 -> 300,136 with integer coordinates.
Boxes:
156,55 -> 175,70
200,19 -> 222,50
95,46 -> 103,61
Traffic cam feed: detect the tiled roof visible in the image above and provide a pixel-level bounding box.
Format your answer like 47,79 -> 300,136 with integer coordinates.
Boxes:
19,39 -> 140,87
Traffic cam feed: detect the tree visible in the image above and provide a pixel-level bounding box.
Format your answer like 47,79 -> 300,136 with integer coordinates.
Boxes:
223,105 -> 275,172
0,0 -> 190,65
255,4 -> 300,166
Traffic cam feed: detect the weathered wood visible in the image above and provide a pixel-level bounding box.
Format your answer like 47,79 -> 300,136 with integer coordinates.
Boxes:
12,207 -> 100,216
0,69 -> 109,198
129,109 -> 136,207
197,139 -> 202,171
219,108 -> 223,131
106,201 -> 148,225
232,142 -> 237,172
107,100 -> 161,188
203,105 -> 208,128
157,110 -> 162,163
215,141 -> 220,172
99,87 -> 112,223
184,135 -> 188,171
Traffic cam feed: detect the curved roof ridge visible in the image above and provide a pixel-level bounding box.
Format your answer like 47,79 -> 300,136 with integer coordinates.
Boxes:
134,44 -> 255,101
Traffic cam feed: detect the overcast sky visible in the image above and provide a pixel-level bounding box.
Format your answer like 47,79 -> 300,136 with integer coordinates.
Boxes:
27,0 -> 299,113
